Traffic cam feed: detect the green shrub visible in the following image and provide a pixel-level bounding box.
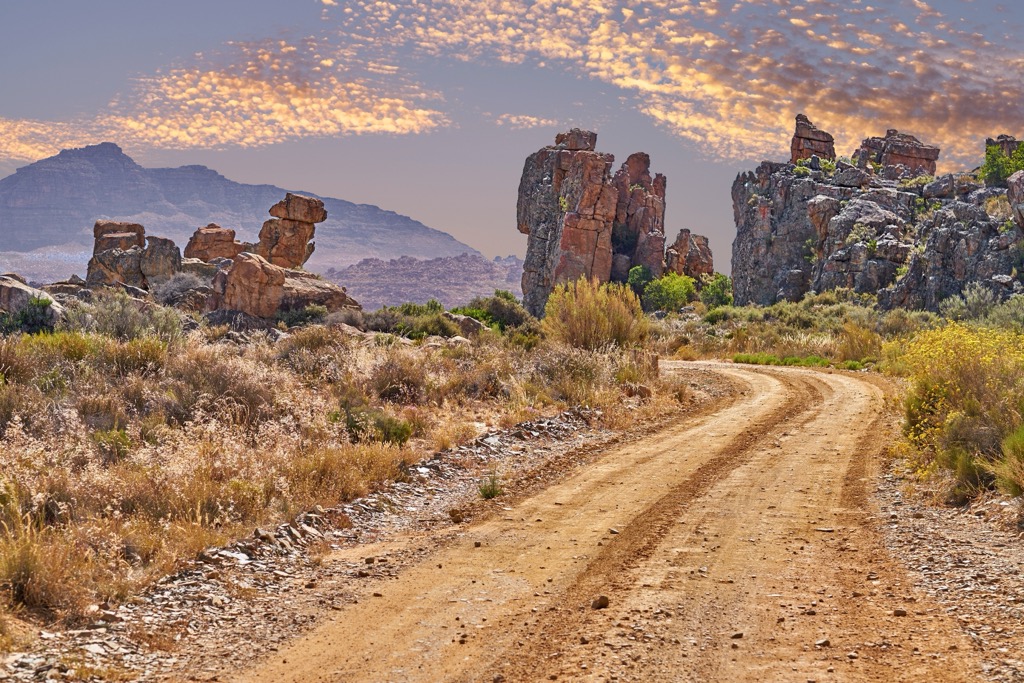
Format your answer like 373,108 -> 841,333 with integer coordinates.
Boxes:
459,291 -> 532,331
980,143 -> 1024,187
543,278 -> 648,350
0,297 -> 56,335
478,470 -> 503,499
277,304 -> 328,328
626,265 -> 653,297
699,273 -> 733,310
641,273 -> 696,313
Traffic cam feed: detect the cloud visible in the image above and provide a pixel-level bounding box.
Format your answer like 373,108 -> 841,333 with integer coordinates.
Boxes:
0,39 -> 447,162
493,113 -> 559,129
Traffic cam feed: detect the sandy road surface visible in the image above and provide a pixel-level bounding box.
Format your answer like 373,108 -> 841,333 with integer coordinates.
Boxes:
233,363 -> 980,683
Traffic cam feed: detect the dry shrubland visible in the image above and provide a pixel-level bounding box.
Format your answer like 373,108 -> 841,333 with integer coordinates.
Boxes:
0,284 -> 683,631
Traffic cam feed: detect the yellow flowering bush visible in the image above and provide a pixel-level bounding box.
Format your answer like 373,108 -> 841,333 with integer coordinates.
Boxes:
892,322 -> 1024,498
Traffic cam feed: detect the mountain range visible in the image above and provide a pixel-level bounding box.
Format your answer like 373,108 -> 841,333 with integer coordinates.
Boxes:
0,143 -> 478,281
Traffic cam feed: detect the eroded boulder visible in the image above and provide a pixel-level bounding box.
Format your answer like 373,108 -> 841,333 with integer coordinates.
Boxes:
184,224 -> 246,261
256,193 -> 325,268
665,229 -> 714,278
0,275 -> 64,325
790,114 -> 836,164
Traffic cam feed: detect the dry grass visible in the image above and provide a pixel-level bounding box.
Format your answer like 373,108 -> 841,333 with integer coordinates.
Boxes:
0,292 -> 678,633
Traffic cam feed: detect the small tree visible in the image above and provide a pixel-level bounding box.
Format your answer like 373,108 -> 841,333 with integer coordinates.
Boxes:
626,265 -> 653,297
699,273 -> 733,310
980,144 -> 1024,187
641,273 -> 696,313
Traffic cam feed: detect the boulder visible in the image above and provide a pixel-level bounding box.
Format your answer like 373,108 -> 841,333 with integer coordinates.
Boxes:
555,129 -> 598,151
179,258 -> 220,280
665,229 -> 714,278
0,275 -> 65,325
442,311 -> 489,337
613,153 -> 667,278
790,114 -> 835,164
269,193 -> 327,224
140,236 -> 181,283
93,221 -> 144,254
184,224 -> 246,261
87,247 -> 147,289
855,129 -> 940,175
215,253 -> 359,319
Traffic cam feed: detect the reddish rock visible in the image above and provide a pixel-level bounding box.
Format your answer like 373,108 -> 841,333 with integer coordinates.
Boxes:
255,218 -> 316,268
790,114 -> 836,164
665,229 -> 714,278
856,129 -> 940,175
555,129 -> 598,151
184,224 -> 246,261
0,275 -> 64,325
87,247 -> 147,289
93,221 -> 144,254
215,252 -> 359,319
269,193 -> 327,224
612,153 -> 667,278
140,236 -> 181,283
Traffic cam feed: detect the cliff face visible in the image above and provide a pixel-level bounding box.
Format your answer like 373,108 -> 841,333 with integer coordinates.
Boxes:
732,116 -> 1023,310
0,143 -> 478,271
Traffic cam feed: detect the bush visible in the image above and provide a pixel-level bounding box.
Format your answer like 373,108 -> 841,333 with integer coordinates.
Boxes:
980,143 -> 1024,187
0,297 -> 56,335
277,304 -> 328,328
699,273 -> 733,310
543,278 -> 648,350
78,290 -> 182,343
626,266 -> 653,297
368,349 -> 430,403
460,291 -> 532,331
641,273 -> 696,313
939,282 -> 997,321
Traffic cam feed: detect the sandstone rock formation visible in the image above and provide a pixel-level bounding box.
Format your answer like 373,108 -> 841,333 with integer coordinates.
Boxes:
86,220 -> 182,290
790,114 -> 836,164
0,275 -> 65,325
855,129 -> 940,175
184,224 -> 246,261
255,193 -> 324,268
665,229 -> 714,278
211,253 -> 359,320
518,130 -> 710,317
612,153 -> 667,279
518,130 -> 618,316
732,117 -> 1022,310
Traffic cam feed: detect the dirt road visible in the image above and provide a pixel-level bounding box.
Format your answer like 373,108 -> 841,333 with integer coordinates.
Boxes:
233,363 -> 981,682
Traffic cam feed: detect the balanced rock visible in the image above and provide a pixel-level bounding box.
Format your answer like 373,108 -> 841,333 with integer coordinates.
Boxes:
666,229 -> 714,278
790,114 -> 835,164
0,275 -> 65,325
855,129 -> 940,175
93,221 -> 145,254
184,224 -> 246,261
256,193 -> 325,268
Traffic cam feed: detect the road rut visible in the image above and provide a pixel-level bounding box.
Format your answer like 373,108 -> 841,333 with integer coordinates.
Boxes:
234,363 -> 980,683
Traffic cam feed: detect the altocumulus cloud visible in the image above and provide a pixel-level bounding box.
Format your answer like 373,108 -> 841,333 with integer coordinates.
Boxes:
2,0 -> 1023,166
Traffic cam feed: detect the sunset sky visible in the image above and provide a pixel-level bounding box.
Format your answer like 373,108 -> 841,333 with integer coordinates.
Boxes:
2,0 -> 1023,268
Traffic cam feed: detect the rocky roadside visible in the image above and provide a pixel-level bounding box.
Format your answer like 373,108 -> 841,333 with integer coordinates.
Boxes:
1,366 -> 733,683
876,469 -> 1024,682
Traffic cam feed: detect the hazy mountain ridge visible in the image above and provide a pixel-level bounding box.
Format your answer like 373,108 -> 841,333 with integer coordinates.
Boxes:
0,143 -> 479,278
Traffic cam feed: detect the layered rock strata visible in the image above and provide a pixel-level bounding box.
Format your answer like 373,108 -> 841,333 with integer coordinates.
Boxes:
790,114 -> 836,164
184,224 -> 247,261
86,220 -> 182,289
855,129 -> 940,175
255,193 -> 324,268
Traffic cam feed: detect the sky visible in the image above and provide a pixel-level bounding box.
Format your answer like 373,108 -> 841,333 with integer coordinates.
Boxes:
2,0 -> 1023,271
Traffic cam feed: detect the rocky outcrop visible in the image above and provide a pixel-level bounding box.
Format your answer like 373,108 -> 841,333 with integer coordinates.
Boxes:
87,220 -> 182,289
732,117 -> 1022,310
518,130 -> 707,316
255,193 -> 324,268
855,129 -> 940,176
518,130 -> 618,316
612,153 -> 667,279
790,114 -> 836,164
1009,171 -> 1024,228
184,224 -> 246,261
665,229 -> 714,278
0,275 -> 64,325
987,134 -> 1022,158
212,253 -> 359,320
